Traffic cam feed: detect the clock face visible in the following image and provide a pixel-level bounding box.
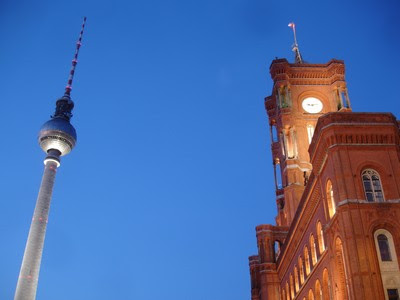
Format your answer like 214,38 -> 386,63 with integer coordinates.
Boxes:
302,97 -> 323,113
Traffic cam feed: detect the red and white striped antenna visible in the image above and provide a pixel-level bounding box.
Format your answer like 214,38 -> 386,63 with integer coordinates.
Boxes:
64,17 -> 87,96
288,22 -> 303,64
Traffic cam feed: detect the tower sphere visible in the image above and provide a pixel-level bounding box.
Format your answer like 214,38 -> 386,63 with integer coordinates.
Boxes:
38,117 -> 77,156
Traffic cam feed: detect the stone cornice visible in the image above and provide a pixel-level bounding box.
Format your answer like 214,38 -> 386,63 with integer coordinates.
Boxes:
269,59 -> 345,86
309,112 -> 400,174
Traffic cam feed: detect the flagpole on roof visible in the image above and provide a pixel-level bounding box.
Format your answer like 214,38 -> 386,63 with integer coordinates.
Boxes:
288,22 -> 303,64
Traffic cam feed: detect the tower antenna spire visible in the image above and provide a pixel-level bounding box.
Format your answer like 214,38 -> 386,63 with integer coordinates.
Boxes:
288,22 -> 303,64
65,16 -> 87,96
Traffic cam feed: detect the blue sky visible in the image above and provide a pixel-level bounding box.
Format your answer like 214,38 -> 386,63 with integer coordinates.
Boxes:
0,0 -> 399,299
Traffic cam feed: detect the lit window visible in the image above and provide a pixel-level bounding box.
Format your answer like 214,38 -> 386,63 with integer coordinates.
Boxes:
315,280 -> 322,300
323,269 -> 332,300
294,266 -> 299,292
307,124 -> 314,144
290,274 -> 294,299
304,246 -> 311,275
286,282 -> 290,300
310,235 -> 317,265
377,234 -> 392,261
308,289 -> 315,300
299,257 -> 304,284
317,222 -> 325,254
326,180 -> 336,218
362,169 -> 384,202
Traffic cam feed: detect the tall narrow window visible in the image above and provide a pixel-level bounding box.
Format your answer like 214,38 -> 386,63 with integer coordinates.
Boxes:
280,133 -> 286,156
322,268 -> 332,300
377,234 -> 392,261
290,128 -> 298,158
374,229 -> 400,300
275,160 -> 283,189
315,280 -> 322,300
307,124 -> 314,144
317,222 -> 325,254
286,282 -> 290,300
304,246 -> 311,275
362,169 -> 384,202
276,91 -> 280,108
274,241 -> 281,261
335,238 -> 349,299
310,235 -> 317,265
290,274 -> 294,299
299,257 -> 305,284
326,180 -> 336,218
340,90 -> 350,108
308,289 -> 315,300
271,124 -> 279,143
294,266 -> 299,292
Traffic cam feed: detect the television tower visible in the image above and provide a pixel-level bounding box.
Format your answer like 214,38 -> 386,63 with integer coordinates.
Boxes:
14,17 -> 86,300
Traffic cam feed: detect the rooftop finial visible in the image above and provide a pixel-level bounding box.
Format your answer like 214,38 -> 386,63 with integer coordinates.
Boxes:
64,17 -> 87,96
288,22 -> 303,64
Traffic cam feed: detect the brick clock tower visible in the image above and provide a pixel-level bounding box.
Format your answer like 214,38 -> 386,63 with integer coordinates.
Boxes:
249,32 -> 400,300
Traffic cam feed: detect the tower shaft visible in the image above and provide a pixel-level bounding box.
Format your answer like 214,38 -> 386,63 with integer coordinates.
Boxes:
14,159 -> 59,300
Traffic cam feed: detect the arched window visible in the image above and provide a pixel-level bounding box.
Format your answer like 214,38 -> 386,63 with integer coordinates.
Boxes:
373,228 -> 400,295
304,246 -> 311,275
377,234 -> 392,261
362,169 -> 384,202
315,280 -> 322,300
299,257 -> 305,284
307,124 -> 315,144
290,274 -> 294,299
335,238 -> 349,299
294,266 -> 299,292
326,180 -> 336,218
310,235 -> 317,266
317,222 -> 325,254
286,282 -> 290,300
322,269 -> 332,300
308,289 -> 315,300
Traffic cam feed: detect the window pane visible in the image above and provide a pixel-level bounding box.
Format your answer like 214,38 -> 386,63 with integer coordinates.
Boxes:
376,192 -> 384,202
378,234 -> 392,261
363,180 -> 372,192
387,289 -> 399,300
366,192 -> 374,202
372,179 -> 382,191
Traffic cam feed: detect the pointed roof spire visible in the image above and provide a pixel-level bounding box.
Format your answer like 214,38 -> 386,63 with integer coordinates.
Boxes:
64,16 -> 87,96
288,22 -> 303,64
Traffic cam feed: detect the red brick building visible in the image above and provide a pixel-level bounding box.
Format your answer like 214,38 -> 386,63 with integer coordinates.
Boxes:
249,58 -> 400,300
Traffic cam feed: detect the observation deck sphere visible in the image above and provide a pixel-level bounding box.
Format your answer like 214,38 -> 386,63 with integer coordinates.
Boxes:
38,117 -> 77,156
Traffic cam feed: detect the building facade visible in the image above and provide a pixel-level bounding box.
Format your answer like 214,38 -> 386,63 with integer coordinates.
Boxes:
249,58 -> 400,300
